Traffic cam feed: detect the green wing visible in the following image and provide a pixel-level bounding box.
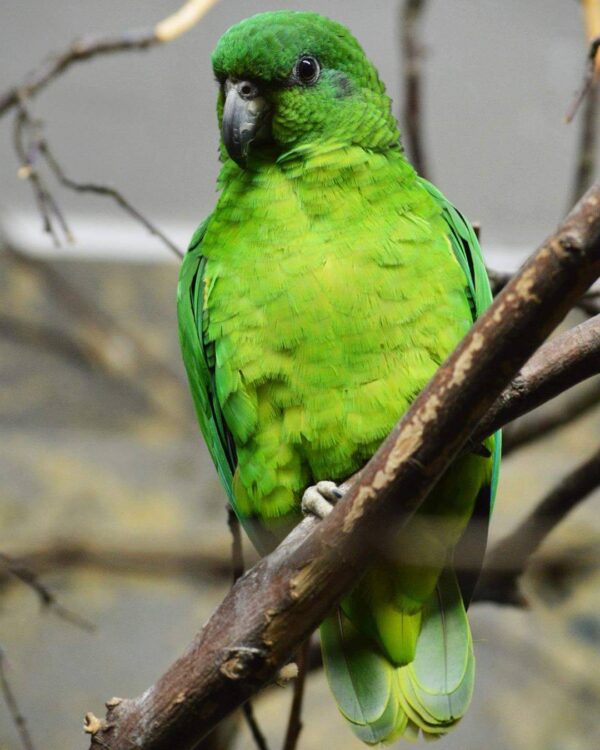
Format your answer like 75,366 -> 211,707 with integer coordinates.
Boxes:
418,178 -> 492,321
177,219 -> 238,505
420,177 -> 502,602
177,219 -> 246,513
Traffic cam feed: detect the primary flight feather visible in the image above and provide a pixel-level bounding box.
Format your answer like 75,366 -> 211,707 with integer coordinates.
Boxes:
177,10 -> 500,744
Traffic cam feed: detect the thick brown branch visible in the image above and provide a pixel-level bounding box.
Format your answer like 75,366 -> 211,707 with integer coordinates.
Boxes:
476,446 -> 600,605
472,314 -> 600,448
84,187 -> 600,750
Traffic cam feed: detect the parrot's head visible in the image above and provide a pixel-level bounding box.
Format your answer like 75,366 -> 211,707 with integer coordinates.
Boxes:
211,11 -> 400,167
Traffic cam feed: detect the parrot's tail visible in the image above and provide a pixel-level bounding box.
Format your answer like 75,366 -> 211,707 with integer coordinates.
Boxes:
320,568 -> 474,744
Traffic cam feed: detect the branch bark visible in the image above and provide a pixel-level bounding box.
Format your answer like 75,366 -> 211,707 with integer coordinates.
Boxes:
471,313 -> 600,448
84,186 -> 600,750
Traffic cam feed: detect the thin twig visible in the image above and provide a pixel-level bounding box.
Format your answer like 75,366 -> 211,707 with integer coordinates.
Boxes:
476,446 -> 600,605
11,99 -> 182,258
282,640 -> 310,750
39,138 -> 183,258
0,553 -> 94,631
242,703 -> 270,750
0,1 -> 221,119
570,68 -> 598,205
226,508 -> 270,750
0,312 -> 89,367
227,507 -> 245,584
13,102 -> 65,246
0,647 -> 36,750
401,0 -> 429,177
2,242 -> 190,426
565,35 -> 600,123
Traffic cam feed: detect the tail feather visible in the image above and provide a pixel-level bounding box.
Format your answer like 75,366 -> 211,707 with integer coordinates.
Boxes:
320,611 -> 409,745
321,568 -> 474,744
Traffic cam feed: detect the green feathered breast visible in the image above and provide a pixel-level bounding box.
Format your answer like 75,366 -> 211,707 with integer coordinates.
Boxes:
177,10 -> 500,744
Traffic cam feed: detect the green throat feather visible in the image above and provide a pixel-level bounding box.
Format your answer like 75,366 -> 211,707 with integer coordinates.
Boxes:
178,10 -> 500,743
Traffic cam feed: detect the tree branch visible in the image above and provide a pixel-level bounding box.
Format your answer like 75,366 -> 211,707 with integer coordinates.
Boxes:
502,378 -> 600,456
471,313 -> 600,448
400,0 -> 429,178
0,553 -> 94,631
83,186 -> 600,750
281,640 -> 310,750
0,0 -> 220,119
2,242 -> 190,427
475,446 -> 600,605
565,34 -> 600,124
0,647 -> 36,750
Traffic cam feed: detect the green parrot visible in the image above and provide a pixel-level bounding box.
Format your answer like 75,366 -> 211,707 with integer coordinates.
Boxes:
178,10 -> 500,744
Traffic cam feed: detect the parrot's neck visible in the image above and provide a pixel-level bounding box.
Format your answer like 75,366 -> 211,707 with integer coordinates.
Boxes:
217,142 -> 414,193
206,144 -> 423,268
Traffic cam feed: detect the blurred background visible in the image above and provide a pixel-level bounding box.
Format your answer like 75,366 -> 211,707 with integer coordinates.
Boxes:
1,1 -> 599,749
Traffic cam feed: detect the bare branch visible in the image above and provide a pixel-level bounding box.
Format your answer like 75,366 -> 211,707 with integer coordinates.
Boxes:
487,266 -> 599,316
0,0 -> 220,119
38,138 -> 183,258
0,541 -> 235,582
565,35 -> 600,123
226,508 -> 271,750
472,314 -> 600,448
401,0 -> 430,177
0,552 -> 94,631
476,446 -> 600,605
570,65 -> 598,206
2,243 -> 189,426
10,99 -> 182,258
227,507 -> 245,585
242,703 -> 270,750
13,102 -> 66,246
282,640 -> 310,750
502,378 -> 600,456
0,647 -> 36,750
83,186 -> 600,750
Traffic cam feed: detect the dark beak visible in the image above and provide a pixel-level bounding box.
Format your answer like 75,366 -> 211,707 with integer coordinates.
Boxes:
222,79 -> 269,167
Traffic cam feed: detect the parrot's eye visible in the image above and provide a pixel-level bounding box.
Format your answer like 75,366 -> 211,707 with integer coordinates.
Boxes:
294,55 -> 321,85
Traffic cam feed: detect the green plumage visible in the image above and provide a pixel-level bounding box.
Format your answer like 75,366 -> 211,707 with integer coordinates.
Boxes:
178,10 -> 500,743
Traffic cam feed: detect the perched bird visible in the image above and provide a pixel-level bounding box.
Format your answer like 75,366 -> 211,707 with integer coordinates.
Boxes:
178,10 -> 500,744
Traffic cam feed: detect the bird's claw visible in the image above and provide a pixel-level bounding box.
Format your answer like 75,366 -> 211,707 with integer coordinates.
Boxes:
301,480 -> 344,519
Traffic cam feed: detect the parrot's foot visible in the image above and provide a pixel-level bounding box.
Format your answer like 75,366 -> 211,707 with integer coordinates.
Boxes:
301,481 -> 344,519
